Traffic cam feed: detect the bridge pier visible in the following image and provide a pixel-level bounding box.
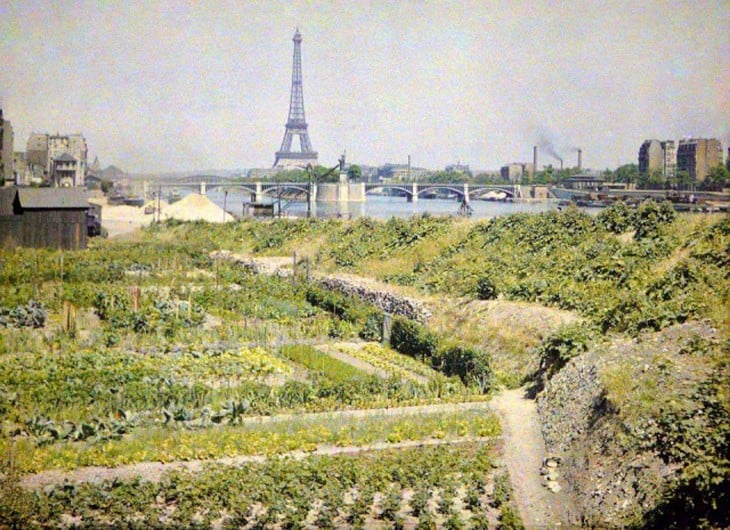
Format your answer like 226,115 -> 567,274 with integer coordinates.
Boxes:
200,182 -> 206,195
463,183 -> 470,203
309,183 -> 317,210
252,182 -> 263,203
407,182 -> 418,203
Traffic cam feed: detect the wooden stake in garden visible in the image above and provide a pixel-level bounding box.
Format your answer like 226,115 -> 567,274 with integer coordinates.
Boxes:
292,252 -> 297,285
129,285 -> 141,312
62,300 -> 76,335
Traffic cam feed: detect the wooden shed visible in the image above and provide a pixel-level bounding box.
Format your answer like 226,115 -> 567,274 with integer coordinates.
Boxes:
0,187 -> 89,249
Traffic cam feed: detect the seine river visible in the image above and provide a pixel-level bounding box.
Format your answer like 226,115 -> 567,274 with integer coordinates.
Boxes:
202,190 -> 572,220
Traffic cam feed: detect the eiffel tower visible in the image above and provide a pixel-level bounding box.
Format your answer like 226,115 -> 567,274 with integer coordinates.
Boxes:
273,29 -> 318,168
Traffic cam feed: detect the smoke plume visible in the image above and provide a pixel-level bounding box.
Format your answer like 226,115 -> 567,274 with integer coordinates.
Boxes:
537,129 -> 564,163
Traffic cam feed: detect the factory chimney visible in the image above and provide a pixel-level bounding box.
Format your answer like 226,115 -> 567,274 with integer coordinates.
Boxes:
577,149 -> 582,170
533,146 -> 538,176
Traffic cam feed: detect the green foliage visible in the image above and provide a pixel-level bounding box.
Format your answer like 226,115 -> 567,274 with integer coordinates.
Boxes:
279,344 -> 367,382
640,360 -> 730,529
537,322 -> 595,379
95,290 -> 205,336
305,285 -> 383,340
434,342 -> 492,392
475,276 -> 498,300
633,200 -> 676,240
390,317 -> 492,391
8,444 -> 498,528
390,317 -> 439,359
704,164 -> 729,187
347,164 -> 362,180
596,201 -> 635,233
326,214 -> 452,268
491,472 -> 525,529
249,218 -> 329,252
0,445 -> 35,529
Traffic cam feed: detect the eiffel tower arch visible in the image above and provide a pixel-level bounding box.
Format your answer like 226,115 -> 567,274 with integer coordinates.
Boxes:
273,29 -> 318,169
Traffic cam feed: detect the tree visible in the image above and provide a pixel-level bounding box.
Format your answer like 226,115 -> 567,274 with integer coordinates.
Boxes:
638,168 -> 665,188
676,170 -> 694,186
347,164 -> 362,181
705,165 -> 729,187
614,163 -> 639,184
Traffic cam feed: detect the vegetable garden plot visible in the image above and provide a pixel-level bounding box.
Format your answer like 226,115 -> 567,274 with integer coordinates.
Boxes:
10,443 -> 519,529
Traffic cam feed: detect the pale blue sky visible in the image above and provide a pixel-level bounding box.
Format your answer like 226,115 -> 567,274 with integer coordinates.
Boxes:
1,1 -> 728,173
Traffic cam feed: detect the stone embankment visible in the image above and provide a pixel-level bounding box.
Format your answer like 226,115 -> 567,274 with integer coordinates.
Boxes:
316,274 -> 431,323
210,252 -> 431,323
537,321 -> 719,527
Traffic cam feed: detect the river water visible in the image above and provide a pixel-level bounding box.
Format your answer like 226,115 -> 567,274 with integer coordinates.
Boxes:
202,189 -> 571,220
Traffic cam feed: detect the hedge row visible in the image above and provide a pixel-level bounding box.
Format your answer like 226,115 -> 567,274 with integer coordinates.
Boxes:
390,317 -> 492,392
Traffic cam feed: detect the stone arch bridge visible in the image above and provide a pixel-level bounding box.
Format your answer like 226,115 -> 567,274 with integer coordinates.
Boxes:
145,176 -> 521,203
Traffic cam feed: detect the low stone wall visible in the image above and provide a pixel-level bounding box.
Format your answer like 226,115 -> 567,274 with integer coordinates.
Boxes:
210,252 -> 431,323
316,275 -> 431,323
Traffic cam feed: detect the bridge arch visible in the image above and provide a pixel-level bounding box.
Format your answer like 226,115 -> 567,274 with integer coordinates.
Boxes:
469,187 -> 516,199
206,184 -> 258,197
259,184 -> 310,198
365,185 -> 414,199
414,185 -> 467,199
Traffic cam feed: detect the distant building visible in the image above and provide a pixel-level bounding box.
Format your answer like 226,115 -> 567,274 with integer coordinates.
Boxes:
0,109 -> 13,185
676,138 -> 723,182
26,133 -> 49,171
377,163 -> 429,182
12,152 -> 43,186
25,133 -> 88,187
87,156 -> 102,177
500,163 -> 533,183
247,168 -> 284,180
445,163 -> 471,174
661,141 -> 676,180
357,165 -> 379,182
561,173 -> 605,190
638,139 -> 675,178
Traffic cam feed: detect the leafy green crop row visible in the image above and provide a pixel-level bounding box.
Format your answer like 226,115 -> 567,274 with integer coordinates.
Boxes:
2,443 -> 514,528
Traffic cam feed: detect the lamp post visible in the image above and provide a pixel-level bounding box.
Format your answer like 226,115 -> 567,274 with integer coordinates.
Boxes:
307,163 -> 313,219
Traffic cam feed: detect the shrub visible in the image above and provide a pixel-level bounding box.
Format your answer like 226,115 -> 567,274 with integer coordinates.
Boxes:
434,342 -> 492,392
633,200 -> 676,240
389,317 -> 491,391
596,201 -> 635,233
536,321 -> 595,379
475,277 -> 498,300
389,317 -> 438,359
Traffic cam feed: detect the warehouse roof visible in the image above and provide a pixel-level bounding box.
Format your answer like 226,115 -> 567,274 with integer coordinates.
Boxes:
17,188 -> 89,209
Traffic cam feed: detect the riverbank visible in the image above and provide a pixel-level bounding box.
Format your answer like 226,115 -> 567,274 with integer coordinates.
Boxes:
91,193 -> 233,238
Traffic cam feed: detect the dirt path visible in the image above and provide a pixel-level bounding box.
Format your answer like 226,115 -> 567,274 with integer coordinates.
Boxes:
490,388 -> 573,528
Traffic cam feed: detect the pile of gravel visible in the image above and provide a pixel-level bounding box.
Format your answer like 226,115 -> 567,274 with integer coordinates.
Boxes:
161,193 -> 234,223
